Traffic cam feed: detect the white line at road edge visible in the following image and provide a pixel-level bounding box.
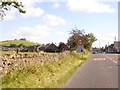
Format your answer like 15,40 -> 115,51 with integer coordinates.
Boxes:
104,56 -> 118,64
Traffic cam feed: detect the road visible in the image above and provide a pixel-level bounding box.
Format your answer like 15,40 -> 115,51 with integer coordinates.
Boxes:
64,54 -> 119,88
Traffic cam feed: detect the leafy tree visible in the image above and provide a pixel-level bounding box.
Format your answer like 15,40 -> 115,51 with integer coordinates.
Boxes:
67,27 -> 97,51
0,0 -> 26,20
17,43 -> 25,47
67,38 -> 76,51
9,44 -> 17,47
84,33 -> 97,51
67,27 -> 85,51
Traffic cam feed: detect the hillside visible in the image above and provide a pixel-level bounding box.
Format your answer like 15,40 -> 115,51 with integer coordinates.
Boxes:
0,40 -> 40,47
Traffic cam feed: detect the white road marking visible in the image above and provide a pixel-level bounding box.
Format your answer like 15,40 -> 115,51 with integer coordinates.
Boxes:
112,60 -> 118,64
104,56 -> 118,64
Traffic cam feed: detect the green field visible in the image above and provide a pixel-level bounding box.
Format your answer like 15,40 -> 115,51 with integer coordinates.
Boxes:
1,51 -> 91,88
0,40 -> 39,46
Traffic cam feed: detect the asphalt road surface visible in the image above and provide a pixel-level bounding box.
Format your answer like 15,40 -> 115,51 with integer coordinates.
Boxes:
64,54 -> 119,88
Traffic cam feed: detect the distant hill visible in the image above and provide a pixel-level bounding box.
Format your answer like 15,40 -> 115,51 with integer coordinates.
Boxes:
0,40 -> 40,47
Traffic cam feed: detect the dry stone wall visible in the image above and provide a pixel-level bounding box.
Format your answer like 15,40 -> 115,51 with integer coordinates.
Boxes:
0,53 -> 63,77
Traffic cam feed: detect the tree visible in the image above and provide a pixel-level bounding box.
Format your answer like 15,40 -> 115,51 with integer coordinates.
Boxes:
84,33 -> 97,51
17,43 -> 25,47
67,27 -> 97,51
67,37 -> 76,51
69,27 -> 85,36
9,44 -> 17,48
67,27 -> 85,51
0,0 -> 26,20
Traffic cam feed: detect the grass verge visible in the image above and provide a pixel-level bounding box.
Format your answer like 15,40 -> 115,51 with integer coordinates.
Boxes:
1,51 -> 91,88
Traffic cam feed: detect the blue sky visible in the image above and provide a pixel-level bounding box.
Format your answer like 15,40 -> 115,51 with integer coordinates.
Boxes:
0,0 -> 119,47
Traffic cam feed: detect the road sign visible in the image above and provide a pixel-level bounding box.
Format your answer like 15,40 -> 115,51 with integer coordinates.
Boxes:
72,34 -> 84,52
77,45 -> 84,52
73,34 -> 84,45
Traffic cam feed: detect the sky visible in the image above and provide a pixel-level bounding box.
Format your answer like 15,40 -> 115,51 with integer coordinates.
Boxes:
0,0 -> 119,47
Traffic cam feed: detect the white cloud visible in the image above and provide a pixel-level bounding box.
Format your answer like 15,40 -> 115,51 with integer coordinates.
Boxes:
92,32 -> 118,47
19,0 -> 41,6
6,25 -> 51,43
67,0 -> 116,13
98,0 -> 119,2
56,31 -> 65,35
22,7 -> 44,17
18,0 -> 45,18
53,2 -> 60,8
43,14 -> 68,26
3,7 -> 17,21
3,0 -> 44,20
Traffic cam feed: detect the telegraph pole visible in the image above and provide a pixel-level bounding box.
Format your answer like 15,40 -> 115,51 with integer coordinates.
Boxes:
115,36 -> 116,41
108,42 -> 109,52
99,40 -> 100,48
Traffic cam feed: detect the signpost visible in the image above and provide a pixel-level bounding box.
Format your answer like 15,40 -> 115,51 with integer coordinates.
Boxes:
72,33 -> 84,53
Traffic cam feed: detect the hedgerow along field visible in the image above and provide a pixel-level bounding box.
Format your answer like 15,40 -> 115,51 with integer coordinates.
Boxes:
1,51 -> 91,88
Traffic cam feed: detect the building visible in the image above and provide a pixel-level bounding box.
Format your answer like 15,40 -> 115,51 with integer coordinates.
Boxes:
58,42 -> 69,52
105,41 -> 120,54
45,43 -> 59,52
114,41 -> 120,53
107,44 -> 114,53
92,47 -> 102,54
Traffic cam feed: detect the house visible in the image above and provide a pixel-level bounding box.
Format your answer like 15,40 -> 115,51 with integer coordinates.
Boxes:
45,43 -> 59,52
39,46 -> 45,51
1,46 -> 9,51
105,41 -> 120,54
114,41 -> 120,53
107,44 -> 114,53
58,42 -> 69,52
26,46 -> 39,52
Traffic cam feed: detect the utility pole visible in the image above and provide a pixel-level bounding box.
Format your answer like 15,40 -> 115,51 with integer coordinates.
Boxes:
99,40 -> 100,48
115,36 -> 116,41
108,42 -> 109,46
108,42 -> 109,53
99,40 -> 100,53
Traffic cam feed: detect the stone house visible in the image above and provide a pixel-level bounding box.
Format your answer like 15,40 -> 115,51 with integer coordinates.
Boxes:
26,46 -> 39,52
39,46 -> 45,51
45,43 -> 59,52
58,42 -> 69,52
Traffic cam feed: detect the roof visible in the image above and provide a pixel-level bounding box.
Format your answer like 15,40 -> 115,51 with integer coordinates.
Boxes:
45,43 -> 58,52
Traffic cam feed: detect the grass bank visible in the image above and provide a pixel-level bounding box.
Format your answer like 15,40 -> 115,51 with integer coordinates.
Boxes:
0,40 -> 39,47
1,51 -> 91,88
